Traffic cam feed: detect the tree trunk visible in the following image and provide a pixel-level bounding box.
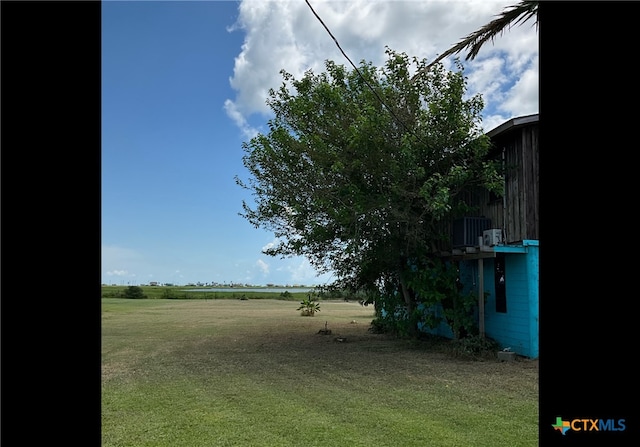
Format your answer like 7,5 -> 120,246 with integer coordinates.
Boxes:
399,276 -> 418,338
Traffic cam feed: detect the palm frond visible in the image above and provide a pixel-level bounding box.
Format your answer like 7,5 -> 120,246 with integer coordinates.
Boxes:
412,0 -> 538,81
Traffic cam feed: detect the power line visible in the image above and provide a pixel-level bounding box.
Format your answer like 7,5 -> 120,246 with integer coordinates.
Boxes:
304,0 -> 414,135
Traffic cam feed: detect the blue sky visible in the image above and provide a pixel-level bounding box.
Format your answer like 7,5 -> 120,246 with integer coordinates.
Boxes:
101,0 -> 538,286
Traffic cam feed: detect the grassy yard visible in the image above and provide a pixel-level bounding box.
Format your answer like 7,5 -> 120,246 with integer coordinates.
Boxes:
102,298 -> 538,447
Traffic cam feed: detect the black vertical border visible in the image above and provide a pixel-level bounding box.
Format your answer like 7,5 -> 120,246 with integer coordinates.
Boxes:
1,1 -> 102,443
539,2 -> 637,445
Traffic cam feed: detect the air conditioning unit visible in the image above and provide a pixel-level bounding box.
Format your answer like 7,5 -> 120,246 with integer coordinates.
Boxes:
452,217 -> 492,248
483,229 -> 503,246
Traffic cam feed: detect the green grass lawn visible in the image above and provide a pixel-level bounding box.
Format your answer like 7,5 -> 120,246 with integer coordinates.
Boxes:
102,298 -> 538,447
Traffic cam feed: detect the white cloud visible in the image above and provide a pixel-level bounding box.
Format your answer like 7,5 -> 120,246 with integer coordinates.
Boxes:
286,257 -> 332,285
499,54 -> 538,117
466,56 -> 507,103
226,0 -> 538,134
223,99 -> 258,140
256,259 -> 270,274
106,269 -> 131,277
261,238 -> 279,252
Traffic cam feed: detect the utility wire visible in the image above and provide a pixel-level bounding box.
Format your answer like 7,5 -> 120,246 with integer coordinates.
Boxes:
304,0 -> 415,136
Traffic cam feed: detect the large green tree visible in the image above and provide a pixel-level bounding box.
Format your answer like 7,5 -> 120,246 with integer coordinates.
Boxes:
237,48 -> 502,336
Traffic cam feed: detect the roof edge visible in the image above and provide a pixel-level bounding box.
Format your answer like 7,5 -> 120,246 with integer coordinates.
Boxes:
486,113 -> 539,138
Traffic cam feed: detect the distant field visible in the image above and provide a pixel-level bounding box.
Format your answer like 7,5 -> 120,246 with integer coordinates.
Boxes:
102,298 -> 538,447
101,285 -> 323,301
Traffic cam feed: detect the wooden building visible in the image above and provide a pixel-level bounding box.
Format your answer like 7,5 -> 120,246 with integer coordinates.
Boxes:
427,114 -> 540,358
476,113 -> 539,244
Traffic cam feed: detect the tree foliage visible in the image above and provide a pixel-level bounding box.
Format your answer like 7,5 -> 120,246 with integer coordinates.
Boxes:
123,285 -> 146,299
236,48 -> 501,337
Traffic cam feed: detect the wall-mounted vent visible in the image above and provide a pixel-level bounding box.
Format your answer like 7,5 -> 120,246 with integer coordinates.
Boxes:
452,217 -> 492,248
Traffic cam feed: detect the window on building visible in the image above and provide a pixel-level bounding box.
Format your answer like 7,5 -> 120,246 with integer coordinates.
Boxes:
495,253 -> 506,313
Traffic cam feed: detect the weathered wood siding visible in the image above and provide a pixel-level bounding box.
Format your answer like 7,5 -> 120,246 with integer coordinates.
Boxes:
454,121 -> 539,245
431,117 -> 539,252
488,123 -> 539,243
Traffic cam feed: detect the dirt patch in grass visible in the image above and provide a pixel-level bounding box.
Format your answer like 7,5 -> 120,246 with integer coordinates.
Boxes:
152,303 -> 537,396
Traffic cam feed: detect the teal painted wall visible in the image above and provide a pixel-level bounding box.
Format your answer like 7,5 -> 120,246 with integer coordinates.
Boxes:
526,243 -> 539,358
381,241 -> 539,358
425,242 -> 539,358
417,302 -> 454,339
481,256 -> 531,356
463,241 -> 539,358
